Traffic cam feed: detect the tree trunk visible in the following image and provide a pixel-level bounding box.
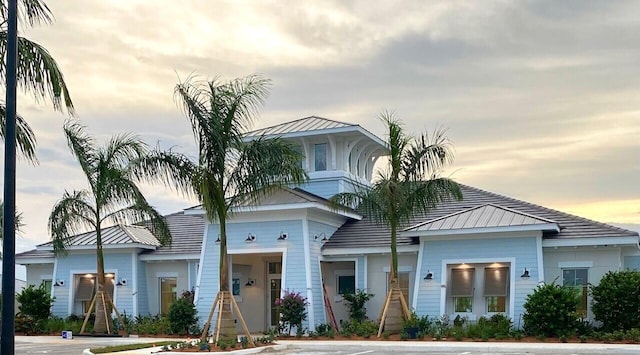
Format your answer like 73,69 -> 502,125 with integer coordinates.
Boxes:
217,220 -> 237,341
93,226 -> 113,333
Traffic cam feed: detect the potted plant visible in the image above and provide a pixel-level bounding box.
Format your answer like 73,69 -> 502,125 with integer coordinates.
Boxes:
402,312 -> 421,339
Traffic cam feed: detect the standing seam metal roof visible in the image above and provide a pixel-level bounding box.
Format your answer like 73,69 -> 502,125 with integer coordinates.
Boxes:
244,116 -> 356,137
37,225 -> 161,248
324,184 -> 639,249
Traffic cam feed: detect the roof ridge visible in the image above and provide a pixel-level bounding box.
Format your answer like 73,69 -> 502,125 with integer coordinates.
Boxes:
460,184 -> 639,236
245,115 -> 356,135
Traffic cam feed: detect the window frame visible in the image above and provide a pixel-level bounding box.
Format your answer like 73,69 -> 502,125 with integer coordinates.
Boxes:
562,268 -> 589,316
159,276 -> 178,315
314,143 -> 327,171
451,268 -> 475,313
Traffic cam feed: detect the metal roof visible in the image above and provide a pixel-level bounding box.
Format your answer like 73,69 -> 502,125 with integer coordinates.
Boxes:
324,184 -> 639,249
405,204 -> 557,232
37,225 -> 161,248
245,116 -> 356,137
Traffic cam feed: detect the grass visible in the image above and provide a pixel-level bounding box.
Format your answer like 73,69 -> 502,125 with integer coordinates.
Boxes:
90,340 -> 177,354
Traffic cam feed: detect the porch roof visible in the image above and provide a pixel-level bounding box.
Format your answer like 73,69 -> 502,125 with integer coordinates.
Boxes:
403,203 -> 559,234
323,184 -> 638,250
36,224 -> 160,250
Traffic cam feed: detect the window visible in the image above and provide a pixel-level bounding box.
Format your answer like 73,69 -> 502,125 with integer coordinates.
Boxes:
451,268 -> 474,312
74,274 -> 115,314
484,268 -> 508,312
337,275 -> 355,295
41,279 -> 52,296
563,268 -> 588,316
159,277 -> 177,315
387,272 -> 410,306
292,145 -> 305,168
314,143 -> 327,171
232,278 -> 240,296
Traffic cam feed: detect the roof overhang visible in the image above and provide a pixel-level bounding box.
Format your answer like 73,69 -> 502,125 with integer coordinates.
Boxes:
245,125 -> 387,151
37,243 -> 158,252
322,244 -> 418,256
401,223 -> 560,238
139,253 -> 201,261
542,235 -> 640,248
185,202 -> 362,221
15,256 -> 54,265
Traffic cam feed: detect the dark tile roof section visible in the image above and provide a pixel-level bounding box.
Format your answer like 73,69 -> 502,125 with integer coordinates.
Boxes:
324,184 -> 639,249
15,249 -> 53,260
406,204 -> 558,232
146,211 -> 205,256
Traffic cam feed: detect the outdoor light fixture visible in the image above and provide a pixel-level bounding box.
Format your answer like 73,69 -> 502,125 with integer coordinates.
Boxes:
245,233 -> 256,243
116,278 -> 128,286
277,231 -> 288,241
245,278 -> 255,287
215,235 -> 221,245
314,232 -> 328,242
53,279 -> 64,287
424,271 -> 433,280
520,268 -> 530,278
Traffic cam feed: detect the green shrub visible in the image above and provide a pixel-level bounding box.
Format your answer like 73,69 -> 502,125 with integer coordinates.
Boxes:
276,290 -> 307,335
168,290 -> 198,335
591,270 -> 640,332
314,323 -> 334,336
342,290 -> 374,322
340,319 -> 378,337
523,282 -> 579,337
16,284 -> 55,333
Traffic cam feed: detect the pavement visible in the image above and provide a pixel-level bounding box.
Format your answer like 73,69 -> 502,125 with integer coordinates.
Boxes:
9,336 -> 640,355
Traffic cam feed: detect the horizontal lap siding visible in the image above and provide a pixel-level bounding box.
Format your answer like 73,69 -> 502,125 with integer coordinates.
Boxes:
416,236 -> 539,324
52,252 -> 134,316
297,180 -> 339,199
137,259 -> 149,315
308,221 -> 339,328
625,256 -> 640,270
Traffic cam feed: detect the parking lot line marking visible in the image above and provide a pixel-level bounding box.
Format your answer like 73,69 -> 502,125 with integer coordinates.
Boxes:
348,350 -> 374,355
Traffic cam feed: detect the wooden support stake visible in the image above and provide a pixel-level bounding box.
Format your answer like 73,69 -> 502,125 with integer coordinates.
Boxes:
101,292 -> 110,334
214,292 -> 225,343
397,289 -> 411,319
201,292 -> 221,341
229,291 -> 255,347
377,290 -> 393,337
105,292 -> 128,337
80,293 -> 98,334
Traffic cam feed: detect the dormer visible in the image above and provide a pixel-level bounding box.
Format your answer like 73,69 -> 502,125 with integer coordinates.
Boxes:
245,116 -> 387,198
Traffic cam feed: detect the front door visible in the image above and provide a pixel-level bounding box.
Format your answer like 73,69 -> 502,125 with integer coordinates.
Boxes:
267,261 -> 282,328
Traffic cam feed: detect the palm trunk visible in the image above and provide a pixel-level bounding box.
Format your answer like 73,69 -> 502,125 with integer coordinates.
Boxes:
93,224 -> 113,333
217,218 -> 237,340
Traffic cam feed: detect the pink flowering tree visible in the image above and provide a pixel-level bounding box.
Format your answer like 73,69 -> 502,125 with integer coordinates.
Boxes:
275,290 -> 308,335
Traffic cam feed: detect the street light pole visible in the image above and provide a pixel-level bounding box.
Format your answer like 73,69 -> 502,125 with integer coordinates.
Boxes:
2,0 -> 19,353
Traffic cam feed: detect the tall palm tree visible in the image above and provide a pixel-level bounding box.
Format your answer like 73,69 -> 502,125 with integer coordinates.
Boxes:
49,120 -> 171,334
330,111 -> 462,334
1,0 -> 74,161
138,74 -> 307,341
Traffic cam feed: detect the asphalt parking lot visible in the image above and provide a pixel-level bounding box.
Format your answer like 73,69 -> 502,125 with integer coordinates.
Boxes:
9,337 -> 640,355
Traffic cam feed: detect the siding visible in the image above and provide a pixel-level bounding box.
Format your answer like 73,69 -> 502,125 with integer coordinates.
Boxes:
52,252 -> 134,317
137,259 -> 149,315
197,220 -> 307,330
415,236 -> 539,325
308,221 -> 339,328
625,256 -> 640,270
297,180 -> 340,199
26,264 -> 53,289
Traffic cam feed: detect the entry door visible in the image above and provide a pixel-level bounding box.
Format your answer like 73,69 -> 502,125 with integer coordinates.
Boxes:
267,261 -> 282,328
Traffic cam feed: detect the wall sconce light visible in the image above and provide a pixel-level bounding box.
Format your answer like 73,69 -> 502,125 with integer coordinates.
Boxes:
116,278 -> 128,286
215,235 -> 221,245
314,232 -> 328,242
245,233 -> 256,243
520,268 -> 530,278
245,278 -> 255,287
53,279 -> 65,287
424,271 -> 433,280
277,231 -> 288,241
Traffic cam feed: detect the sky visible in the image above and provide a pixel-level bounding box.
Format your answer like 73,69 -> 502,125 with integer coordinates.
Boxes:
2,0 -> 639,249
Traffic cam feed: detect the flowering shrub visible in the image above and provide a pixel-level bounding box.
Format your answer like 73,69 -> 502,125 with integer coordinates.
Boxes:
275,290 -> 307,335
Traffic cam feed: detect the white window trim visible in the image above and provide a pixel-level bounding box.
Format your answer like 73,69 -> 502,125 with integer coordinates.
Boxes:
67,269 -> 119,315
558,261 -> 593,268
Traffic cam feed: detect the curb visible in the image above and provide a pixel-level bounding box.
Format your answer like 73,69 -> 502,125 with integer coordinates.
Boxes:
83,344 -> 288,355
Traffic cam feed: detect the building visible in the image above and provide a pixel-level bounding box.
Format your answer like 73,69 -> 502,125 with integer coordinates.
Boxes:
16,116 -> 640,332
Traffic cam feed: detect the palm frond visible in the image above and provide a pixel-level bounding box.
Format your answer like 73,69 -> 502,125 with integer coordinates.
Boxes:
226,137 -> 307,208
48,190 -> 97,255
1,0 -> 52,27
0,32 -> 74,115
403,127 -> 455,182
130,148 -> 200,198
63,120 -> 97,186
0,102 -> 37,162
100,132 -> 147,169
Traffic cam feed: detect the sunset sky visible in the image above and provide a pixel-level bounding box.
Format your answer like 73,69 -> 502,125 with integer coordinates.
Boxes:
4,0 -> 639,249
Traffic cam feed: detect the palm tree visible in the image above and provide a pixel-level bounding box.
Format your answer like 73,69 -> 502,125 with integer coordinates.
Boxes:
1,0 -> 74,161
49,120 -> 171,334
139,74 -> 307,341
330,111 -> 462,334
